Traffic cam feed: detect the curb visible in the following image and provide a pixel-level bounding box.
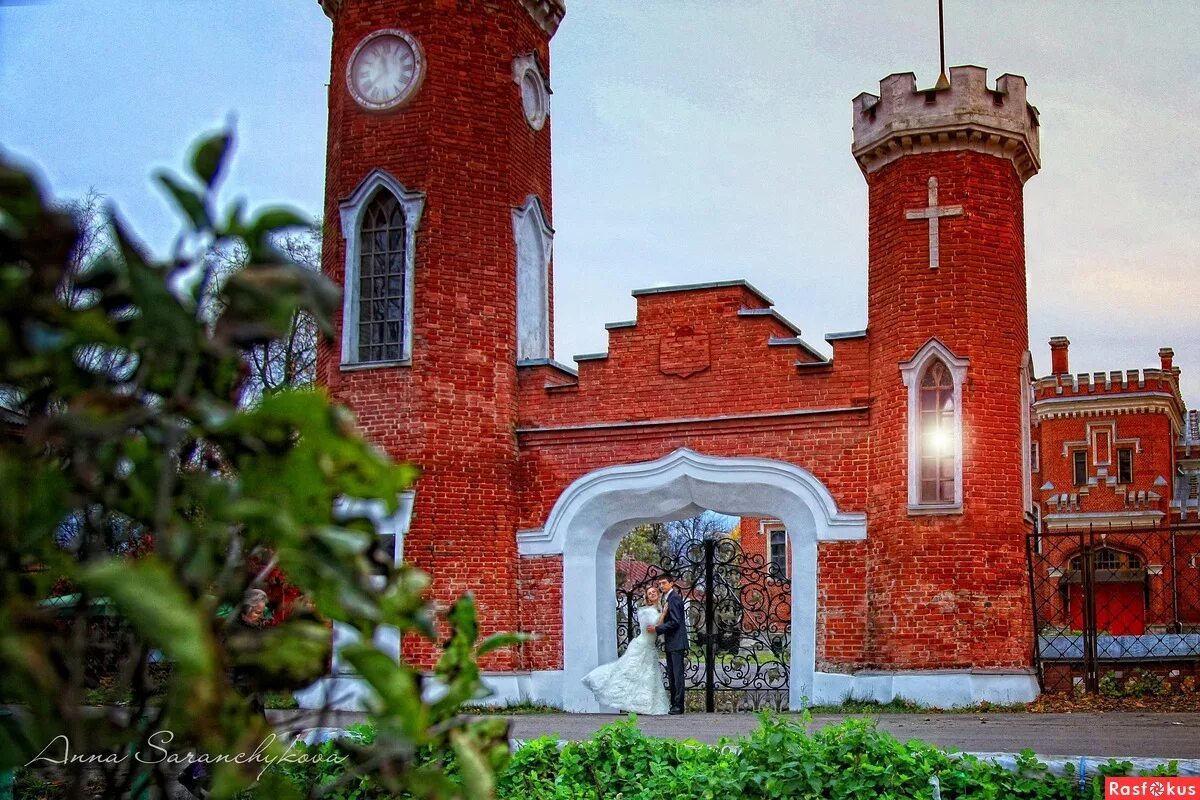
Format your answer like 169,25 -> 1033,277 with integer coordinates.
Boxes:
298,729 -> 1200,779
962,752 -> 1200,778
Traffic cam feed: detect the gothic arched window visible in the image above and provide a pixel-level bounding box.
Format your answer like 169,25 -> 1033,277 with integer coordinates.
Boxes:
356,191 -> 407,363
900,338 -> 968,514
918,361 -> 956,504
337,169 -> 424,367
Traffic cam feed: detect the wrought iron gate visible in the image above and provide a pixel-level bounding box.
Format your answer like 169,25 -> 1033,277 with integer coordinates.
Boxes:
616,535 -> 790,712
1027,524 -> 1200,694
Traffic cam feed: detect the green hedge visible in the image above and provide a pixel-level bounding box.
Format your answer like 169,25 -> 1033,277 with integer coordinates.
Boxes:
249,714 -> 1178,800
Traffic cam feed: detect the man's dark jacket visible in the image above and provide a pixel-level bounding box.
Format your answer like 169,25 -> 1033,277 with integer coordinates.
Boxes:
655,589 -> 688,652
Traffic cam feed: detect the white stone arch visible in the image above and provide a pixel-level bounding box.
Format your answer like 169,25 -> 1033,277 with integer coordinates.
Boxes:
517,448 -> 867,712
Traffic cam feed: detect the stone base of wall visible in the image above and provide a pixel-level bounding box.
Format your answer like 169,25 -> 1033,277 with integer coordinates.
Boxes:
298,668 -> 1038,711
812,669 -> 1040,708
295,670 -> 564,712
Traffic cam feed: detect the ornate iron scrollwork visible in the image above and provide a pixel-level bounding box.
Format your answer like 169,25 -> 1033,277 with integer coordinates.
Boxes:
616,534 -> 791,712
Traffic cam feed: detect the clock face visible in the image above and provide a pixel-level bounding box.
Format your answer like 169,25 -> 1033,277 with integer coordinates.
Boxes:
346,30 -> 424,111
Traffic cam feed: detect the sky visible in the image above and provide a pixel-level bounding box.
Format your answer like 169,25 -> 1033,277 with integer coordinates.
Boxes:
1,1 -> 1198,406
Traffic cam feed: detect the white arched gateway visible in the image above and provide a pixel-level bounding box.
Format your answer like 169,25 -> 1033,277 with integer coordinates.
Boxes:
516,448 -> 868,712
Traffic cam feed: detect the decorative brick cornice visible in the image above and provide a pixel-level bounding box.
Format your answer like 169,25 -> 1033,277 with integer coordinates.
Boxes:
319,0 -> 565,37
1033,392 -> 1185,434
852,65 -> 1040,183
516,0 -> 566,37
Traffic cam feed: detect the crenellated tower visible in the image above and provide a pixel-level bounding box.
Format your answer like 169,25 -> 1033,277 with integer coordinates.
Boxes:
315,0 -> 563,667
853,66 -> 1041,672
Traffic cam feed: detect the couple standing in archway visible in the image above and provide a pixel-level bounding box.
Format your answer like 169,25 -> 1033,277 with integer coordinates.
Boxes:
582,575 -> 689,715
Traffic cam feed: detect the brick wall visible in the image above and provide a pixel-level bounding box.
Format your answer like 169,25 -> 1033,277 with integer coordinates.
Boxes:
863,151 -> 1032,669
318,0 -> 553,668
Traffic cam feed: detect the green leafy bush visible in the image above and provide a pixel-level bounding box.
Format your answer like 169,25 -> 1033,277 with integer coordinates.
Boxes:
1099,669 -> 1170,699
0,136 -> 520,798
241,714 -> 1179,800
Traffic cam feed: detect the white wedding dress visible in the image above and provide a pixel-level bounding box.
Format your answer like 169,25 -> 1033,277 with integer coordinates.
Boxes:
582,605 -> 671,715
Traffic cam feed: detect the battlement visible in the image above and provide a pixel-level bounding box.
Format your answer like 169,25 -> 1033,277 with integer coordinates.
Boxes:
1034,369 -> 1179,401
852,65 -> 1040,182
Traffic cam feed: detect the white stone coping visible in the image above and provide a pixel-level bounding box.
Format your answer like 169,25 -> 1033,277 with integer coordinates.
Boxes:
631,279 -> 773,306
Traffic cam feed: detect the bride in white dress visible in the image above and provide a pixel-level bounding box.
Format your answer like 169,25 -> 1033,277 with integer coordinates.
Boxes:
582,586 -> 672,715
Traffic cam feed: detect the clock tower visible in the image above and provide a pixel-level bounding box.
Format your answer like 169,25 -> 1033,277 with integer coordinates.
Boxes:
315,0 -> 563,667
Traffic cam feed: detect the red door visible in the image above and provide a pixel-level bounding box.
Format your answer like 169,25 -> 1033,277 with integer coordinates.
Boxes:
1069,583 -> 1145,635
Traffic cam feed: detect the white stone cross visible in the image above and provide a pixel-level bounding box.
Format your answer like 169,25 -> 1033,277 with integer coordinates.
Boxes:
905,176 -> 962,270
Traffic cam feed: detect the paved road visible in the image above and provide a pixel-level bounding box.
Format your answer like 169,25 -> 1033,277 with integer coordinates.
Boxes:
272,710 -> 1200,760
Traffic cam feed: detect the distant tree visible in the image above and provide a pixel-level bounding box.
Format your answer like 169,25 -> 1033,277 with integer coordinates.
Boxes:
616,513 -> 735,569
665,512 -> 733,544
206,229 -> 320,405
616,522 -> 671,563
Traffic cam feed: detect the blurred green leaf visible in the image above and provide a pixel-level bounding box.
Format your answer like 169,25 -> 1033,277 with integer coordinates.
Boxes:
478,631 -> 534,658
154,170 -> 209,230
190,130 -> 232,188
79,556 -> 216,676
341,644 -> 428,739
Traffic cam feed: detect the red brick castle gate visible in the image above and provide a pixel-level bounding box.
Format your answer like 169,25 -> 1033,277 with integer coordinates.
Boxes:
310,0 -> 1043,710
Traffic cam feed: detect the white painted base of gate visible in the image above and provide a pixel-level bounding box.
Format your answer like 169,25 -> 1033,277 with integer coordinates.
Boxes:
812,669 -> 1039,708
296,668 -> 1037,711
295,671 -> 565,712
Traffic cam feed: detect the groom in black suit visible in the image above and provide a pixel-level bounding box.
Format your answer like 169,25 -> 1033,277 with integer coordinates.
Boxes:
647,574 -> 688,714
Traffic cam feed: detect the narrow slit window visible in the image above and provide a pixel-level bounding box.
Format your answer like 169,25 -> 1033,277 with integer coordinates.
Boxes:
1073,450 -> 1088,486
1117,448 -> 1133,484
768,529 -> 787,579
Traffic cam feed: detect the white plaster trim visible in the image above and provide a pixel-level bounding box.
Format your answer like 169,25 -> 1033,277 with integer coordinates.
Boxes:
521,447 -> 866,713
334,490 -> 415,565
1042,510 -> 1165,530
297,670 -> 564,711
899,338 -> 969,513
298,668 -> 1039,712
512,195 -> 553,361
511,54 -> 550,131
1021,354 -> 1034,514
812,669 -> 1039,708
338,169 -> 425,366
317,491 -> 417,679
1034,392 -> 1184,432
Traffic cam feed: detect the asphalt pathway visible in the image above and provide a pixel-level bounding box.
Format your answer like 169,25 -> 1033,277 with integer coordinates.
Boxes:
271,710 -> 1200,760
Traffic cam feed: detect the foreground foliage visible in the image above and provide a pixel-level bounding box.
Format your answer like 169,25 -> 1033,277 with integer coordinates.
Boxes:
0,136 -> 517,798
234,715 -> 1177,800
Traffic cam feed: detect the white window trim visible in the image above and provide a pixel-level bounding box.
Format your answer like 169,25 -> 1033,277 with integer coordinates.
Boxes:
900,338 -> 969,515
338,168 -> 425,367
512,53 -> 551,131
1021,353 -> 1034,514
511,195 -> 554,362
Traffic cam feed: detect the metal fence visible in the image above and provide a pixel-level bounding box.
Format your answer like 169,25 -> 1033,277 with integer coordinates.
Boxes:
1027,524 -> 1200,693
617,535 -> 791,712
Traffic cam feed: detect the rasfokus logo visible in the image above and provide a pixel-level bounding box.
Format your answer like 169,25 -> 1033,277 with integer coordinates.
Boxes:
1106,778 -> 1200,798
